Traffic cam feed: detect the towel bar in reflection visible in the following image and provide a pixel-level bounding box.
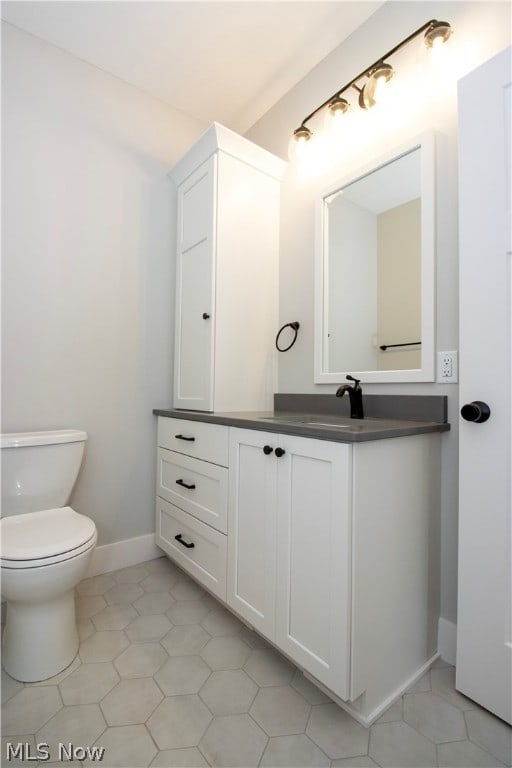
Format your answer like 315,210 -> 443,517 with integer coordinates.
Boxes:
379,341 -> 421,351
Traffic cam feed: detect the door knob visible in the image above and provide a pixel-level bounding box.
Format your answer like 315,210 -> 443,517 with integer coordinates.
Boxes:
275,447 -> 286,457
202,313 -> 210,320
461,401 -> 491,423
263,445 -> 273,455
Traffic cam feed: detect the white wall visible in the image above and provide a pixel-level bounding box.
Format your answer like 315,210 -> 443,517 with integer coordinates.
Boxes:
1,22 -> 207,545
246,1 -> 511,626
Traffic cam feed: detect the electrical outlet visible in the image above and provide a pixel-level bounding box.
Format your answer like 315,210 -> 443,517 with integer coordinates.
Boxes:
437,351 -> 458,383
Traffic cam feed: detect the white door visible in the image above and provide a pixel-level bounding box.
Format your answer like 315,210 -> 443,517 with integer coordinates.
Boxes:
275,435 -> 352,699
227,428 -> 278,638
457,46 -> 512,724
173,157 -> 215,411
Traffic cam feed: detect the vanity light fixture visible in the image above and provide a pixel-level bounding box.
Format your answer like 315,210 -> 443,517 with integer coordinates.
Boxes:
289,18 -> 452,159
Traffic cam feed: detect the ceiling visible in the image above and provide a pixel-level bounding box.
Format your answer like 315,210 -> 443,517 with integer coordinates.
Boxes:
1,1 -> 383,133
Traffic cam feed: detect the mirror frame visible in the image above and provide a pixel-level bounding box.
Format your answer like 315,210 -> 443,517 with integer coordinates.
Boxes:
314,132 -> 435,384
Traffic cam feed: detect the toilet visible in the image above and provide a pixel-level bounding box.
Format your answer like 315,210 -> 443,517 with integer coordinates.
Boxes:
1,429 -> 97,682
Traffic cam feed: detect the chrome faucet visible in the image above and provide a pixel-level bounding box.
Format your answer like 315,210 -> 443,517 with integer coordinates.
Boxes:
336,375 -> 364,419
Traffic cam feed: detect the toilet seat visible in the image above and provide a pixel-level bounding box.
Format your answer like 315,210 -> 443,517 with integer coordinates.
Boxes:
1,507 -> 97,569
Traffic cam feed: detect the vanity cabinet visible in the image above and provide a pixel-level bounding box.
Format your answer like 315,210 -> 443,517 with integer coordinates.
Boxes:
155,417 -> 229,600
227,425 -> 441,718
155,413 -> 441,724
170,123 -> 286,412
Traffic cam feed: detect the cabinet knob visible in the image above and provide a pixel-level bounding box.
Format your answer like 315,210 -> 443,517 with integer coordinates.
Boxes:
275,447 -> 286,457
461,401 -> 491,423
202,312 -> 210,320
263,445 -> 273,455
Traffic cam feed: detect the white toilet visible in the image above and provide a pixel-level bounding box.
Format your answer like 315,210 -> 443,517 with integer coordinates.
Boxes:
1,429 -> 97,682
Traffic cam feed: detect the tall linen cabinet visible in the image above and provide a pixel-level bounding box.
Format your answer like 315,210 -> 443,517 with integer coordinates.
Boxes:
170,123 -> 286,412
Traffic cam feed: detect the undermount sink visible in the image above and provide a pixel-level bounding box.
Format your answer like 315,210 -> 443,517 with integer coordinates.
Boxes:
261,415 -> 355,428
259,415 -> 394,430
300,420 -> 352,428
260,415 -> 302,421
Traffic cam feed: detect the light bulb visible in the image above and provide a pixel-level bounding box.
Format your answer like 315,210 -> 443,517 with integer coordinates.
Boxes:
359,63 -> 394,109
288,126 -> 312,163
324,97 -> 350,135
373,74 -> 389,102
421,20 -> 454,87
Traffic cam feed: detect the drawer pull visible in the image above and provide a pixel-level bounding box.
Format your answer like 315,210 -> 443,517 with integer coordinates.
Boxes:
175,434 -> 195,442
275,447 -> 286,457
175,534 -> 195,549
263,445 -> 273,455
176,478 -> 196,490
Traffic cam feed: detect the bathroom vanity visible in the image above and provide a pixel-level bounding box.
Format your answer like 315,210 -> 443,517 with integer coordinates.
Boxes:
153,403 -> 448,725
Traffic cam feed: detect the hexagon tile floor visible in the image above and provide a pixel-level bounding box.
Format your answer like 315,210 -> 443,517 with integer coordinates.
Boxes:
2,557 -> 511,768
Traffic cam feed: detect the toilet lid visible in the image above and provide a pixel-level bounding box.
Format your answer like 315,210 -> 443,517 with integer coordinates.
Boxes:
0,507 -> 96,561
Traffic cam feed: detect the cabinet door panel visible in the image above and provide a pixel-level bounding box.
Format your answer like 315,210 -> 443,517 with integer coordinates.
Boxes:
227,428 -> 277,638
174,157 -> 216,410
180,163 -> 212,249
275,436 -> 352,700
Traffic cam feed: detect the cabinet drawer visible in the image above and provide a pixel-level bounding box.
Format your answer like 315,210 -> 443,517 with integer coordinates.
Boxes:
156,497 -> 227,601
157,448 -> 227,533
157,417 -> 228,466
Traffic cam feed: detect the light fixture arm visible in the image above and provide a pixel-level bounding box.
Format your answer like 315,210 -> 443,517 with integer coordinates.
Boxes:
295,19 -> 448,131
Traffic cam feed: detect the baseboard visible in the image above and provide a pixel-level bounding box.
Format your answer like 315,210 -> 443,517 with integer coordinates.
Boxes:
86,533 -> 162,577
302,652 -> 440,727
438,617 -> 457,665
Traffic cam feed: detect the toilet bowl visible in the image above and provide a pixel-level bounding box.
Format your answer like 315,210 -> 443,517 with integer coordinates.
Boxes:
1,430 -> 97,682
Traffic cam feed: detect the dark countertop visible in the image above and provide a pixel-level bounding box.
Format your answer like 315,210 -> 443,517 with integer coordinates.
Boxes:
153,407 -> 450,443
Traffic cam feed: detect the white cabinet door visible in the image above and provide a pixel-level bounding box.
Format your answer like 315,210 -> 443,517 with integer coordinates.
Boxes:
228,427 -> 353,696
457,46 -> 512,724
275,435 -> 352,699
174,157 -> 216,411
227,428 -> 278,638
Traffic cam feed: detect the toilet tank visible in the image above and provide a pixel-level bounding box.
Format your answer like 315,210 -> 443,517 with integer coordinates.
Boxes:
1,430 -> 87,517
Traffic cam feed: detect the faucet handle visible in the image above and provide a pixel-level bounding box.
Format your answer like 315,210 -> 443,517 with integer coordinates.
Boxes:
346,374 -> 361,388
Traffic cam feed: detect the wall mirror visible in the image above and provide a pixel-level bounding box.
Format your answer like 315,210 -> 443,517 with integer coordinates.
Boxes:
314,134 -> 435,384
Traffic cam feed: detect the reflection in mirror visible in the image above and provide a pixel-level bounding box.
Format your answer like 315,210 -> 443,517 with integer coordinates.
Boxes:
325,148 -> 421,372
315,135 -> 435,384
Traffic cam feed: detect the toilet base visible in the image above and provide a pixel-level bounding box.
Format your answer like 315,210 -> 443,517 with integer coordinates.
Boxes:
1,536 -> 96,683
3,588 -> 79,682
